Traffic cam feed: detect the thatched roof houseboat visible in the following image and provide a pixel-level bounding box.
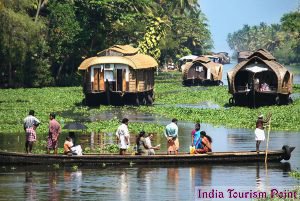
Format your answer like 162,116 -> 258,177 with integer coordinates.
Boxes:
227,49 -> 293,107
78,45 -> 158,106
216,52 -> 231,64
182,56 -> 223,86
203,52 -> 230,64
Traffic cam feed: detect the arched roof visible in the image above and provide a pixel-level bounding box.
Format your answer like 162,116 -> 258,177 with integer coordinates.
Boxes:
227,49 -> 293,94
78,45 -> 158,70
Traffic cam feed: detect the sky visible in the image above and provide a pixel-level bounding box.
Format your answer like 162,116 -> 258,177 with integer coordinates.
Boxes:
200,0 -> 299,54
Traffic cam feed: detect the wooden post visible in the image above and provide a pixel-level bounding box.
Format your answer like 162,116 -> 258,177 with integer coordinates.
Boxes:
264,117 -> 271,164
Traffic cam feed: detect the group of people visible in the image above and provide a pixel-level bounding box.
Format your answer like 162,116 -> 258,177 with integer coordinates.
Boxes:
116,117 -> 213,155
115,118 -> 160,155
23,110 -> 82,155
24,110 -> 61,154
24,110 -> 269,156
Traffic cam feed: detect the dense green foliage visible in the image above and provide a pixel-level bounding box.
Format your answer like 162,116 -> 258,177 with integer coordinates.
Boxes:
227,11 -> 300,64
0,72 -> 299,135
0,0 -> 211,87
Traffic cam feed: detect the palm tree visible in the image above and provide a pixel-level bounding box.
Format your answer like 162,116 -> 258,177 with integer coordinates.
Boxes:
169,0 -> 199,15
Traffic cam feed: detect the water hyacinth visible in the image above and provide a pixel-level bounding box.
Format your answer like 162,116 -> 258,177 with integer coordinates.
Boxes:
0,72 -> 299,134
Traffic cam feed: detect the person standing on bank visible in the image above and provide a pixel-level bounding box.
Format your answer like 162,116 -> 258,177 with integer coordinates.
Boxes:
255,113 -> 272,153
23,110 -> 40,154
165,118 -> 179,155
47,113 -> 61,154
116,118 -> 130,155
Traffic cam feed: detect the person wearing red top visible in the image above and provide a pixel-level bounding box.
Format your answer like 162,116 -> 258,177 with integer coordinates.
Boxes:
47,113 -> 61,154
195,131 -> 212,154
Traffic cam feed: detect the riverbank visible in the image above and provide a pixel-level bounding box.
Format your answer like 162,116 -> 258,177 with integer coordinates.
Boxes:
0,71 -> 299,134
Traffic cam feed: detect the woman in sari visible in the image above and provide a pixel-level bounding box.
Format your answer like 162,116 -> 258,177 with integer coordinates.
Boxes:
195,131 -> 212,154
191,123 -> 202,149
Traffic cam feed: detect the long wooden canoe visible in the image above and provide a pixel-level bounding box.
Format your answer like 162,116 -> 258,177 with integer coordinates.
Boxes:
0,145 -> 295,166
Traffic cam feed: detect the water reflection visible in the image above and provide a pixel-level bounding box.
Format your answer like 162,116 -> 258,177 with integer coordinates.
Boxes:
24,172 -> 37,201
255,163 -> 265,192
48,171 -> 59,201
0,162 -> 296,201
120,170 -> 129,201
63,169 -> 82,194
190,165 -> 212,187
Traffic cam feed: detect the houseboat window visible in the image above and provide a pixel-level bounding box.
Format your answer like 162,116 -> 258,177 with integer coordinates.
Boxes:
104,64 -> 114,70
195,66 -> 203,72
104,70 -> 114,81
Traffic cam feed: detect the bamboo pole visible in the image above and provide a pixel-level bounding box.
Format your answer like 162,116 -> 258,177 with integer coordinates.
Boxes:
264,117 -> 271,164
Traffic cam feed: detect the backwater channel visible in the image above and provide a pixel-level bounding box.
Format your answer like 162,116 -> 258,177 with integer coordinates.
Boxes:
0,62 -> 299,200
0,108 -> 299,200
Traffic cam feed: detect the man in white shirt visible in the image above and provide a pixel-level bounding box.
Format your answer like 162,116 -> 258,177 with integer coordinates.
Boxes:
23,110 -> 40,154
116,118 -> 130,155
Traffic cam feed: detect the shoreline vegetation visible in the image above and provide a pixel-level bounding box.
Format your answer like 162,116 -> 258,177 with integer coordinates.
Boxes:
0,72 -> 299,135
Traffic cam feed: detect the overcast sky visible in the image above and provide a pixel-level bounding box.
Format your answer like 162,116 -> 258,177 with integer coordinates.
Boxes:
200,0 -> 299,53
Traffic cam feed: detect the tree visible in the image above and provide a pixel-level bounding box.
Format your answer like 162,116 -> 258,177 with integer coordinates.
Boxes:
0,0 -> 51,87
47,0 -> 82,82
138,16 -> 168,61
280,11 -> 300,63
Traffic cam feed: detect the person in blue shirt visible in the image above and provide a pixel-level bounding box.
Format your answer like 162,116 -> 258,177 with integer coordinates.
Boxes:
165,118 -> 179,155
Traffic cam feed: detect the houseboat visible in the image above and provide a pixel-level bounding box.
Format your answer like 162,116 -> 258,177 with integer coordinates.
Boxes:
227,49 -> 293,107
216,52 -> 231,64
78,45 -> 158,106
182,56 -> 223,86
178,55 -> 198,72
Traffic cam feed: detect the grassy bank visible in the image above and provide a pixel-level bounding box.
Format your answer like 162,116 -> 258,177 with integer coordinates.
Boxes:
0,71 -> 300,134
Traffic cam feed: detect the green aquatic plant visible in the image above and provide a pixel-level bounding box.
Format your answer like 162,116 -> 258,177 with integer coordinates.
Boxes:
104,144 -> 119,153
71,165 -> 78,171
289,170 -> 300,179
0,75 -> 300,134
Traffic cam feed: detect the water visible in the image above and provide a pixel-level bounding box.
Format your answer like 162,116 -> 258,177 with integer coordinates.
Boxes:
0,163 -> 296,201
0,114 -> 299,200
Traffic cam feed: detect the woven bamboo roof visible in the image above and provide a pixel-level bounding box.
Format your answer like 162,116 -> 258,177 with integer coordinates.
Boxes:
79,45 -> 157,70
196,56 -> 212,63
78,55 -> 158,70
238,51 -> 253,59
97,45 -> 138,56
227,49 -> 293,94
248,49 -> 276,61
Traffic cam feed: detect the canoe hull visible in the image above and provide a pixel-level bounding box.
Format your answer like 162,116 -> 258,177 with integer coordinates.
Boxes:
0,146 -> 294,166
